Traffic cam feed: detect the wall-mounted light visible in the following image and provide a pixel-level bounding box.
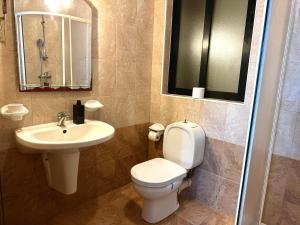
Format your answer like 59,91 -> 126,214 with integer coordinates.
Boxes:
62,0 -> 72,9
44,0 -> 72,12
44,0 -> 60,12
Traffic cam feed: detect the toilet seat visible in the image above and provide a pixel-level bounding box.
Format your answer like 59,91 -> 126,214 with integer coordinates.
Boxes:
131,158 -> 187,188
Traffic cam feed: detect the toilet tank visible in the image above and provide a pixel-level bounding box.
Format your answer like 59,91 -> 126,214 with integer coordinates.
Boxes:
163,121 -> 205,169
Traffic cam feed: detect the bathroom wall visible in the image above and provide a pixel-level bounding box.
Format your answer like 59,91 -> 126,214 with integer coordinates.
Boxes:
262,1 -> 300,224
149,0 -> 266,218
0,0 -> 154,225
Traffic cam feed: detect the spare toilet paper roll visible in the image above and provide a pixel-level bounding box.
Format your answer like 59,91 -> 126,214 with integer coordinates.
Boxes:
192,87 -> 205,99
148,131 -> 160,141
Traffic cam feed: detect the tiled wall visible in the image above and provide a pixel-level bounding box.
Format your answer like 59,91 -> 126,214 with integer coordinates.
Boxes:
262,1 -> 300,224
262,155 -> 300,225
0,0 -> 154,225
149,0 -> 266,219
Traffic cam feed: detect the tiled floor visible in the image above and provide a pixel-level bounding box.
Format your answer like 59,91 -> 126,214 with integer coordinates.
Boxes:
46,184 -> 234,225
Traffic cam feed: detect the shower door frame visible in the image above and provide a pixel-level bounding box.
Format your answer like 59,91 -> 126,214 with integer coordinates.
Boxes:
236,0 -> 296,224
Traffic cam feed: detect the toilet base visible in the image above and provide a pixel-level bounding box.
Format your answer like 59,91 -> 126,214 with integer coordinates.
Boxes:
142,190 -> 179,223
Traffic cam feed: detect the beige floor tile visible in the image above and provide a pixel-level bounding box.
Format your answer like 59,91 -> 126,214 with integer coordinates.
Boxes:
46,184 -> 234,225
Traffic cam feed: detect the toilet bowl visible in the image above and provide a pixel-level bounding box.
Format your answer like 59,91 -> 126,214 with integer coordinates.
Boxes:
131,158 -> 187,223
131,121 -> 206,223
132,181 -> 182,223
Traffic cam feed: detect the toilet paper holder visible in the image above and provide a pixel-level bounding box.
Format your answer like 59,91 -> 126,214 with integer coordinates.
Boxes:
148,123 -> 165,142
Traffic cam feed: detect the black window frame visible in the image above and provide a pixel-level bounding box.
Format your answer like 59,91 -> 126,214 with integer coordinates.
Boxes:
168,0 -> 257,102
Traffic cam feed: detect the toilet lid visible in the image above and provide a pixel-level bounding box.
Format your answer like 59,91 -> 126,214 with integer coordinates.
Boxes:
131,158 -> 187,188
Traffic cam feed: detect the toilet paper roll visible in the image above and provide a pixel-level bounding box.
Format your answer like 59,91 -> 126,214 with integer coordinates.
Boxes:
192,87 -> 205,99
148,131 -> 160,142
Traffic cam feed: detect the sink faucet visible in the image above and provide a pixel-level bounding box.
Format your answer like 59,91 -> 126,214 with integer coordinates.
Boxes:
57,112 -> 70,128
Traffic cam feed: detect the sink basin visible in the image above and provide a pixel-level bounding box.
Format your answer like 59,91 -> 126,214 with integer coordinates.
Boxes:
16,120 -> 115,152
15,119 -> 115,195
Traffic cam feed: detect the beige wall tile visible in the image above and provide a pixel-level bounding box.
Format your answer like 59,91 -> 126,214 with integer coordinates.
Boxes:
281,100 -> 299,113
150,101 -> 161,124
116,61 -> 136,97
293,114 -> 300,159
97,96 -> 116,126
97,18 -> 116,60
274,110 -> 298,158
135,60 -> 152,95
137,0 -> 154,29
31,92 -> 67,124
224,104 -> 251,146
188,167 -> 240,217
135,95 -> 150,125
97,60 -> 116,97
189,168 -> 220,209
116,0 -> 137,25
215,178 -> 239,217
114,95 -> 136,128
199,101 -> 228,140
116,23 -> 137,52
200,138 -> 244,183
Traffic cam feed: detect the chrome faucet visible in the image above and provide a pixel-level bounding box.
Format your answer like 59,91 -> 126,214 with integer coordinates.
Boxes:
57,112 -> 70,128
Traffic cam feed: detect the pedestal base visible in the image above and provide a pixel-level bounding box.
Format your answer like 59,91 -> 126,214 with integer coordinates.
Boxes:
142,191 -> 179,223
42,150 -> 80,194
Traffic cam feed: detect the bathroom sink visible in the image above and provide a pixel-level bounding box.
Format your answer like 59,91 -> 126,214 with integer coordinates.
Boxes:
15,119 -> 115,195
15,119 -> 115,152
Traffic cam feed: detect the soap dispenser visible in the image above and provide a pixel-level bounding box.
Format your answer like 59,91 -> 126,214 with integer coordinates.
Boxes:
73,100 -> 85,124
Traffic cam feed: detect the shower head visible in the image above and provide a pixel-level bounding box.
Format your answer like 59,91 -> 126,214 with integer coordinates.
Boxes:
41,50 -> 48,61
37,39 -> 48,61
37,38 -> 44,48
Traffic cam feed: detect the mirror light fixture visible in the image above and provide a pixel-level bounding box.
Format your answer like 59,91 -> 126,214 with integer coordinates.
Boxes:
44,0 -> 72,12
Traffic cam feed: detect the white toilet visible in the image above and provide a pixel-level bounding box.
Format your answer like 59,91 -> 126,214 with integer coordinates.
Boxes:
130,121 -> 205,223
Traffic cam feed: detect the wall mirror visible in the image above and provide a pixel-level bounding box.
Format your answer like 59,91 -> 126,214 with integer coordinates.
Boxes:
163,0 -> 257,101
14,0 -> 92,92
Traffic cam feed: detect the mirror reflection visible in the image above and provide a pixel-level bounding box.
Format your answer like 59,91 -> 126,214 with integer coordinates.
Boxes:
15,0 -> 92,91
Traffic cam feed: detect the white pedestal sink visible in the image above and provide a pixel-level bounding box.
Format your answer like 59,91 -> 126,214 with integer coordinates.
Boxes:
15,120 -> 115,194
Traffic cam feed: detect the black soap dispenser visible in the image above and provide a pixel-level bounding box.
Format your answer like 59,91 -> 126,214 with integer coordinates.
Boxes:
73,100 -> 85,124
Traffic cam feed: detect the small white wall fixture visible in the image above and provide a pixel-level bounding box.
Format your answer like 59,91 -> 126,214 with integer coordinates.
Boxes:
1,104 -> 29,121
